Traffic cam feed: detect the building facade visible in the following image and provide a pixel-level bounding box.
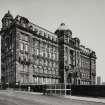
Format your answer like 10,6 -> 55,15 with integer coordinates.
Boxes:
1,11 -> 96,87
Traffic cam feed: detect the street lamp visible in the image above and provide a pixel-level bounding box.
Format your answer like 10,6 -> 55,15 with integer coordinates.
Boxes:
6,82 -> 9,89
18,81 -> 21,90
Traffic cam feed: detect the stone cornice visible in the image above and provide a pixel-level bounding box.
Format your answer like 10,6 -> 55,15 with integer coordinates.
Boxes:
15,23 -> 58,45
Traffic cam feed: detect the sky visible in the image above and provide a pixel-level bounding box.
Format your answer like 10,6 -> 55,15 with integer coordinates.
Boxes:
0,0 -> 105,82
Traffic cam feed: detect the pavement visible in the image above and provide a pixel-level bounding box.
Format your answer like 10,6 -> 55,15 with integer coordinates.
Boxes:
12,90 -> 105,104
5,89 -> 105,103
0,90 -> 105,105
65,95 -> 105,104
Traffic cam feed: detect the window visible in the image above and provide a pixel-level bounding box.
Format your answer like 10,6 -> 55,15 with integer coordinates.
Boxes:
44,33 -> 48,38
41,59 -> 44,65
40,49 -> 43,56
49,35 -> 52,40
49,70 -> 51,74
36,59 -> 39,65
24,65 -> 28,72
35,67 -> 38,73
56,79 -> 59,84
25,55 -> 28,62
44,33 -> 46,37
43,78 -> 46,84
49,52 -> 51,58
45,60 -> 48,66
36,48 -> 39,55
52,70 -> 55,75
24,35 -> 28,41
53,53 -> 56,60
39,67 -> 43,73
33,77 -> 38,84
20,43 -> 24,50
25,44 -> 28,52
44,69 -> 47,74
53,37 -> 56,42
34,40 -> 38,47
45,50 -> 47,57
56,71 -> 59,75
34,28 -> 38,33
39,30 -> 42,36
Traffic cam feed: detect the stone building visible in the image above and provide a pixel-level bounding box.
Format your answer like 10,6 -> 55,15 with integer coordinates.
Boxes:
0,11 -> 96,87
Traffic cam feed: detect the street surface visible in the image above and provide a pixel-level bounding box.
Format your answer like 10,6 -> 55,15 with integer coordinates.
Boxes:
0,90 -> 104,105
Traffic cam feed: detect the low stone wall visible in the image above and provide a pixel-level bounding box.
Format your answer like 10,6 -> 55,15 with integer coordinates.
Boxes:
2,84 -> 105,97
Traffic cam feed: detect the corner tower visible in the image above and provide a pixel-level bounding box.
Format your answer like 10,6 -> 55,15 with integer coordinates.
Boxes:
55,23 -> 73,83
1,11 -> 16,87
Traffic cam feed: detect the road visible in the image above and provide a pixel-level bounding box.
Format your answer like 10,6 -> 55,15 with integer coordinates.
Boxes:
0,90 -> 104,105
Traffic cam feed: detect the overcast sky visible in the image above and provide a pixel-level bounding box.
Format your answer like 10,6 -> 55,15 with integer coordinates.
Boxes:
0,0 -> 105,82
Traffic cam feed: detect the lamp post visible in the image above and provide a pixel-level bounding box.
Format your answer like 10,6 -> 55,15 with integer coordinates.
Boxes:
18,81 -> 21,90
6,82 -> 9,89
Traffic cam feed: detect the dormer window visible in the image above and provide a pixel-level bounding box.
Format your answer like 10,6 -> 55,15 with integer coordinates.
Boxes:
24,35 -> 28,42
44,32 -> 46,37
49,35 -> 52,40
46,33 -> 48,38
34,28 -> 38,33
39,30 -> 42,36
29,25 -> 33,31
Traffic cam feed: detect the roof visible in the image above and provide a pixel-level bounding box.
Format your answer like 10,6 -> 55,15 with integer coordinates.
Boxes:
2,10 -> 13,22
57,23 -> 70,30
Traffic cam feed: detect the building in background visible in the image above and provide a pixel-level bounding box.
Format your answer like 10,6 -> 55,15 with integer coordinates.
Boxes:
0,11 -> 97,88
97,76 -> 101,85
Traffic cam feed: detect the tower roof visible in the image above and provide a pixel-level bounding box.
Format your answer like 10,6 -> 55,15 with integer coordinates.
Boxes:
57,23 -> 70,30
2,10 -> 13,21
55,23 -> 72,35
